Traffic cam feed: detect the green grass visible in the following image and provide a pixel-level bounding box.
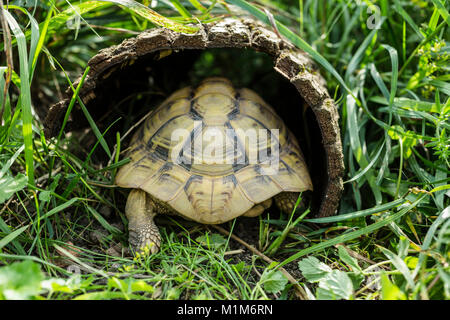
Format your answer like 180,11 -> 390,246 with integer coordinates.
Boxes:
0,0 -> 449,300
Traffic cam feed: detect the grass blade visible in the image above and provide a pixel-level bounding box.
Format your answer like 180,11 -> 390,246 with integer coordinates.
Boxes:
188,0 -> 207,13
344,24 -> 381,82
346,93 -> 382,204
0,145 -> 24,179
430,0 -> 450,27
378,245 -> 415,289
30,7 -> 54,79
412,205 -> 450,278
85,205 -> 121,235
0,225 -> 28,250
226,0 -> 353,96
304,198 -> 406,224
344,141 -> 385,184
35,197 -> 79,223
0,216 -> 26,255
53,244 -> 109,278
77,93 -> 112,158
3,10 -> 34,186
98,0 -> 198,33
170,0 -> 193,18
280,195 -> 425,268
0,253 -> 67,273
55,67 -> 90,146
393,0 -> 424,39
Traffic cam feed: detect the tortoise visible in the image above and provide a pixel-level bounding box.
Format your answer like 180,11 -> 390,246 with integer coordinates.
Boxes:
115,77 -> 313,253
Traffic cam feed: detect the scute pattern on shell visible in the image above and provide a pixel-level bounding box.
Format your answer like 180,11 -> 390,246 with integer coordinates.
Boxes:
115,77 -> 312,224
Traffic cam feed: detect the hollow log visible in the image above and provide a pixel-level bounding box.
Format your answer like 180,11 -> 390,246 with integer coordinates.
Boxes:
44,18 -> 344,217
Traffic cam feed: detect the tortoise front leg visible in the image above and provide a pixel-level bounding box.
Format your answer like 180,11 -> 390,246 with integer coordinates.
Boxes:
125,189 -> 161,254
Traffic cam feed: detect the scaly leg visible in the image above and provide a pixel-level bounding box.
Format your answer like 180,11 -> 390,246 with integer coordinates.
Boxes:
274,192 -> 301,214
125,189 -> 161,254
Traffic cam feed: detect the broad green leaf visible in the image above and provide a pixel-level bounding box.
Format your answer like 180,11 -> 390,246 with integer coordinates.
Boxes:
298,256 -> 332,283
41,279 -> 74,294
40,274 -> 90,295
39,190 -> 51,202
404,257 -> 419,269
41,275 -> 94,294
166,287 -> 182,300
0,173 -> 28,204
338,246 -> 361,273
130,280 -> 154,293
109,277 -> 155,294
317,270 -> 354,300
0,261 -> 43,300
259,269 -> 288,294
380,273 -> 407,300
338,246 -> 365,289
196,233 -> 227,250
38,174 -> 61,203
74,291 -> 144,300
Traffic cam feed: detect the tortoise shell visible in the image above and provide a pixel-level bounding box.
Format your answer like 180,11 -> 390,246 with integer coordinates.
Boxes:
115,77 -> 312,224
